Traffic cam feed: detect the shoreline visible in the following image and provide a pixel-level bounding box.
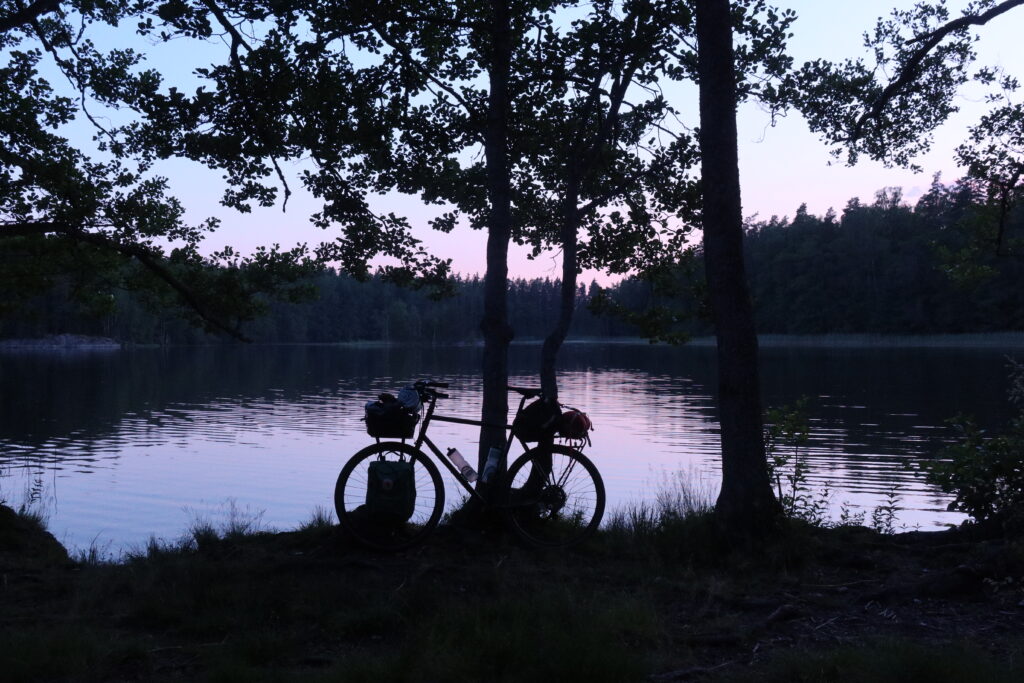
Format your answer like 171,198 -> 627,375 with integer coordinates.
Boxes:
0,334 -> 121,351
4,332 -> 1024,352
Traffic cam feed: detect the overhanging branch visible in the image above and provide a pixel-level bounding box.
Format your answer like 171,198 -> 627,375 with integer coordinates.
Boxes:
853,0 -> 1024,141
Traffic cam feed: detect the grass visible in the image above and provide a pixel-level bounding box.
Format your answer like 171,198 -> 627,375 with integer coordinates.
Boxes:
4,492 -> 1024,682
296,505 -> 335,533
13,502 -> 49,533
602,466 -> 723,561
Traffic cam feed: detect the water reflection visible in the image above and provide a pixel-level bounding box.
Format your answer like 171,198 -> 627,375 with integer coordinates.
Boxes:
0,343 -> 1019,551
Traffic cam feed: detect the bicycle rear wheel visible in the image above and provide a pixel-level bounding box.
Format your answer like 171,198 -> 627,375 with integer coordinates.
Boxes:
501,444 -> 605,548
335,442 -> 444,551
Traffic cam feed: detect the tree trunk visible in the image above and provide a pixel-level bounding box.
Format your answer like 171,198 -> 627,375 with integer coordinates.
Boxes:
694,0 -> 780,534
539,178 -> 581,404
478,0 -> 514,473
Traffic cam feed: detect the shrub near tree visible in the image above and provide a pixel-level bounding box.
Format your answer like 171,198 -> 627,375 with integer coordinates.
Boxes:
930,361 -> 1024,535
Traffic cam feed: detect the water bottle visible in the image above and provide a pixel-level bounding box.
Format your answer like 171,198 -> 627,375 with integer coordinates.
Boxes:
447,448 -> 477,483
482,447 -> 501,483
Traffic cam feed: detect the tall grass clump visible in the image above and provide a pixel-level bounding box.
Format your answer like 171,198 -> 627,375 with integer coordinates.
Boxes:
0,469 -> 51,535
183,498 -> 268,551
603,468 -> 715,558
297,504 -> 335,532
73,536 -> 116,566
13,501 -> 49,533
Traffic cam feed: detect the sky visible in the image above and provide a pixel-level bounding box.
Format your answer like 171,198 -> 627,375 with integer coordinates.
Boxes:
67,1 -> 1024,283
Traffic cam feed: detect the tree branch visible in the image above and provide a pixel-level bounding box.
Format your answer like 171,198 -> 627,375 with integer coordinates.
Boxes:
201,0 -> 253,64
0,0 -> 59,33
24,6 -> 121,147
371,20 -> 485,138
909,0 -> 1024,45
854,0 -> 1024,140
0,220 -> 63,236
200,0 -> 294,210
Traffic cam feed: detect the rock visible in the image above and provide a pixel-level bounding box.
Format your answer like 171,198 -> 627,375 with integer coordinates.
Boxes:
0,504 -> 70,569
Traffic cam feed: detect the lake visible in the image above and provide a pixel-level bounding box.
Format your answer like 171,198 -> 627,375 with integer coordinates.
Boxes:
0,341 -> 1020,553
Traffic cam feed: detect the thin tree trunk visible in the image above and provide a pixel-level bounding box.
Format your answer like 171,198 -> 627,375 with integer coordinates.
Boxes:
539,178 -> 581,404
478,0 -> 514,473
694,0 -> 780,534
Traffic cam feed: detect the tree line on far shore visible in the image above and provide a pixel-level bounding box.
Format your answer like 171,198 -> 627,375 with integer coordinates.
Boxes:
745,179 -> 1024,335
2,178 -> 1021,346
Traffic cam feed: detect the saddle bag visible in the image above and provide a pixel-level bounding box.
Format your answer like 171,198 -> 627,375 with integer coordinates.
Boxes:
512,399 -> 561,442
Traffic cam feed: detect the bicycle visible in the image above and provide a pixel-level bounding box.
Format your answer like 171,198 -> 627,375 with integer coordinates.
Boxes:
334,380 -> 605,551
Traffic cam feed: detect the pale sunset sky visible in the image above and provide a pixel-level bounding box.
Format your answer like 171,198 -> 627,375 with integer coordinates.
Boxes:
115,1 -> 1024,282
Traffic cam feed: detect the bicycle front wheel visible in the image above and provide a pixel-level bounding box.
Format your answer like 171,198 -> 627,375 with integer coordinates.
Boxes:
501,444 -> 605,548
335,442 -> 444,551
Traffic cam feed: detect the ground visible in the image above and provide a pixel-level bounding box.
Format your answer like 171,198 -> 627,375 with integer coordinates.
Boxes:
2,507 -> 1023,682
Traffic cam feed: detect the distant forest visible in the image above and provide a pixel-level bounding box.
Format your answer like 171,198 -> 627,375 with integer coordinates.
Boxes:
2,180 -> 1022,345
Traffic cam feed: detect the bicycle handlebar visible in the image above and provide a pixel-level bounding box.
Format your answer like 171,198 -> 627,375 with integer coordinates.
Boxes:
415,379 -> 450,399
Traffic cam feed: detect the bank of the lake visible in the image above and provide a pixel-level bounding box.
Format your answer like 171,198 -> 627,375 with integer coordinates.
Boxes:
0,334 -> 122,350
617,332 -> 1024,349
2,503 -> 1023,683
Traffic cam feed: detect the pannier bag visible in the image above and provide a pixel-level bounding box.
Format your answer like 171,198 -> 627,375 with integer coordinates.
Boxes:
365,459 -> 417,523
365,390 -> 420,439
512,399 -> 561,442
559,408 -> 593,443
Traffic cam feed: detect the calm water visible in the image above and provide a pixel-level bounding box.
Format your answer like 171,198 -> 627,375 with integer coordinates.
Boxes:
0,343 -> 1019,552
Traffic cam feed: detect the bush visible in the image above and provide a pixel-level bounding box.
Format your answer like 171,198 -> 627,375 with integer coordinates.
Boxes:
929,360 -> 1024,534
766,399 -> 904,533
929,414 -> 1024,533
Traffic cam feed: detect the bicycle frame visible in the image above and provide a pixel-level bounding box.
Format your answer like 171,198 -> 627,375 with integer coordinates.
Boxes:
338,383 -> 603,550
411,392 -> 532,504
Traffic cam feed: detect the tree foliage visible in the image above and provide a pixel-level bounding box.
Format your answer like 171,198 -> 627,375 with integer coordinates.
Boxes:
793,0 -> 1022,164
0,0 -> 324,339
791,0 -> 1024,256
743,183 -> 1024,333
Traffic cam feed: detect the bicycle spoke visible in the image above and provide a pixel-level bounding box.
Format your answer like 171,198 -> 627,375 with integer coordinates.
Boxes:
501,445 -> 605,548
554,456 -> 579,489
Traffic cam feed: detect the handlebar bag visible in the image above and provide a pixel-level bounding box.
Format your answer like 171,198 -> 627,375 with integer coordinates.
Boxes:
365,397 -> 419,439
